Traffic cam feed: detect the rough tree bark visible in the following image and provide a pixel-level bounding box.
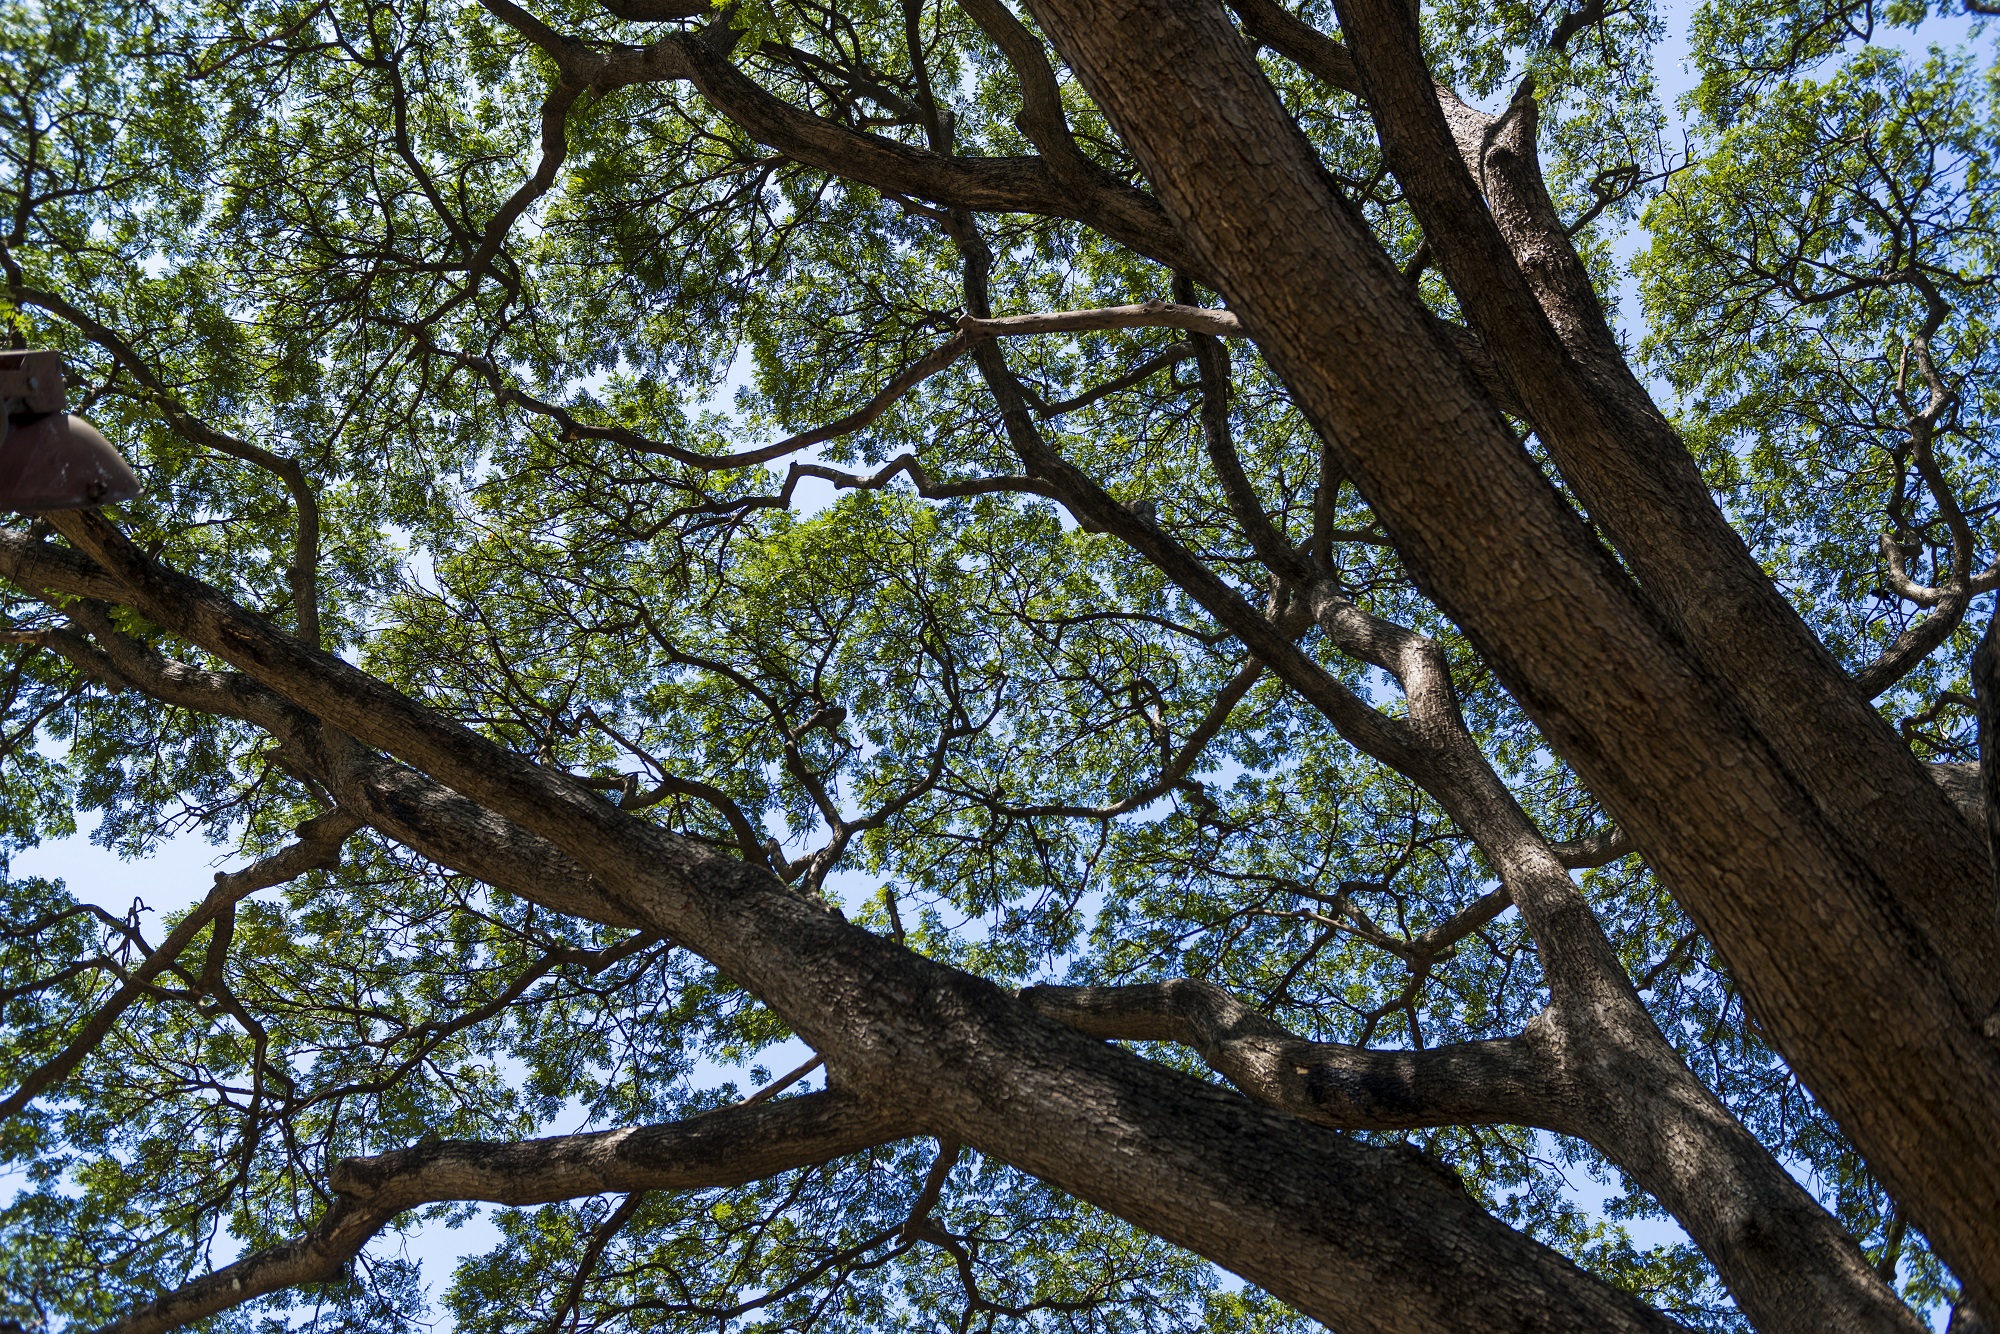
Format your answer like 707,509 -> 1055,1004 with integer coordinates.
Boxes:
2,0 -> 1993,1330
1017,0 -> 2000,1312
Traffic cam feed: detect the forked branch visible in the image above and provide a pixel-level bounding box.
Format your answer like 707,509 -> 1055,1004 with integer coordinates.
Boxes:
0,807 -> 363,1120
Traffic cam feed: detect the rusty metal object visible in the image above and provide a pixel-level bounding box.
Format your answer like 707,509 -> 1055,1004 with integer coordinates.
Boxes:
0,349 -> 141,511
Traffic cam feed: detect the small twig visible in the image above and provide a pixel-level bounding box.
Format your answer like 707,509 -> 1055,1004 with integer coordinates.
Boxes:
533,1192 -> 650,1334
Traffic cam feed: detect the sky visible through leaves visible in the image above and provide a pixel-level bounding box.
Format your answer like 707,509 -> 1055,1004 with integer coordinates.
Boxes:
1,0 -> 1991,1325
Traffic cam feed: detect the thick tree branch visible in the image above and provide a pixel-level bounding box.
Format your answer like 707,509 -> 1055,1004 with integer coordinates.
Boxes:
1225,0 -> 1363,95
1022,979 -> 1563,1131
1549,826 -> 1634,868
30,483 -> 1697,1334
1333,0 -> 2000,1054
94,1092 -> 916,1334
951,0 -> 1094,183
1021,0 -> 2000,1313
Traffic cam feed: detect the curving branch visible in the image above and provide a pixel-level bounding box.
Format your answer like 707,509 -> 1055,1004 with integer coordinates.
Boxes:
451,305 -> 1245,479
769,452 -> 1060,507
998,657 -> 1262,819
1021,979 -> 1562,1131
497,18 -> 1202,271
1853,303 -> 1995,699
952,0 -> 1094,182
1549,825 -> 1634,869
0,806 -> 363,1120
93,1092 -> 917,1334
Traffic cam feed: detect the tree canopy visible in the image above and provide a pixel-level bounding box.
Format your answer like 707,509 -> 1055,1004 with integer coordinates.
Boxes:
1,0 -> 1998,1330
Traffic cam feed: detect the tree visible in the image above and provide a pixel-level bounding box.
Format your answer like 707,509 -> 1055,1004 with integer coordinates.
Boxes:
0,0 -> 1996,1328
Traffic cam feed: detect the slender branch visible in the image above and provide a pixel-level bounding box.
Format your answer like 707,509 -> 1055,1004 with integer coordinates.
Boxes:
531,1192 -> 650,1334
461,305 -> 1233,477
1033,342 -> 1195,415
0,808 -> 362,1120
737,1053 -> 824,1106
1000,657 -> 1261,818
899,1138 -> 961,1242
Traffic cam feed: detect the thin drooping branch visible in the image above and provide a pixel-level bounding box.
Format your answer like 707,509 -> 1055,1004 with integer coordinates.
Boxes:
1021,979 -> 1563,1132
93,1092 -> 918,1334
455,305 -> 1239,479
453,333 -> 974,472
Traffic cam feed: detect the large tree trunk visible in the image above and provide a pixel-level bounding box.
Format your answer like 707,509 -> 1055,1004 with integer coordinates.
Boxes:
1014,0 -> 2000,1310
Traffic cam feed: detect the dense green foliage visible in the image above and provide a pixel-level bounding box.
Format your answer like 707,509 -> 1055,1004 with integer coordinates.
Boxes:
0,0 -> 1995,1329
